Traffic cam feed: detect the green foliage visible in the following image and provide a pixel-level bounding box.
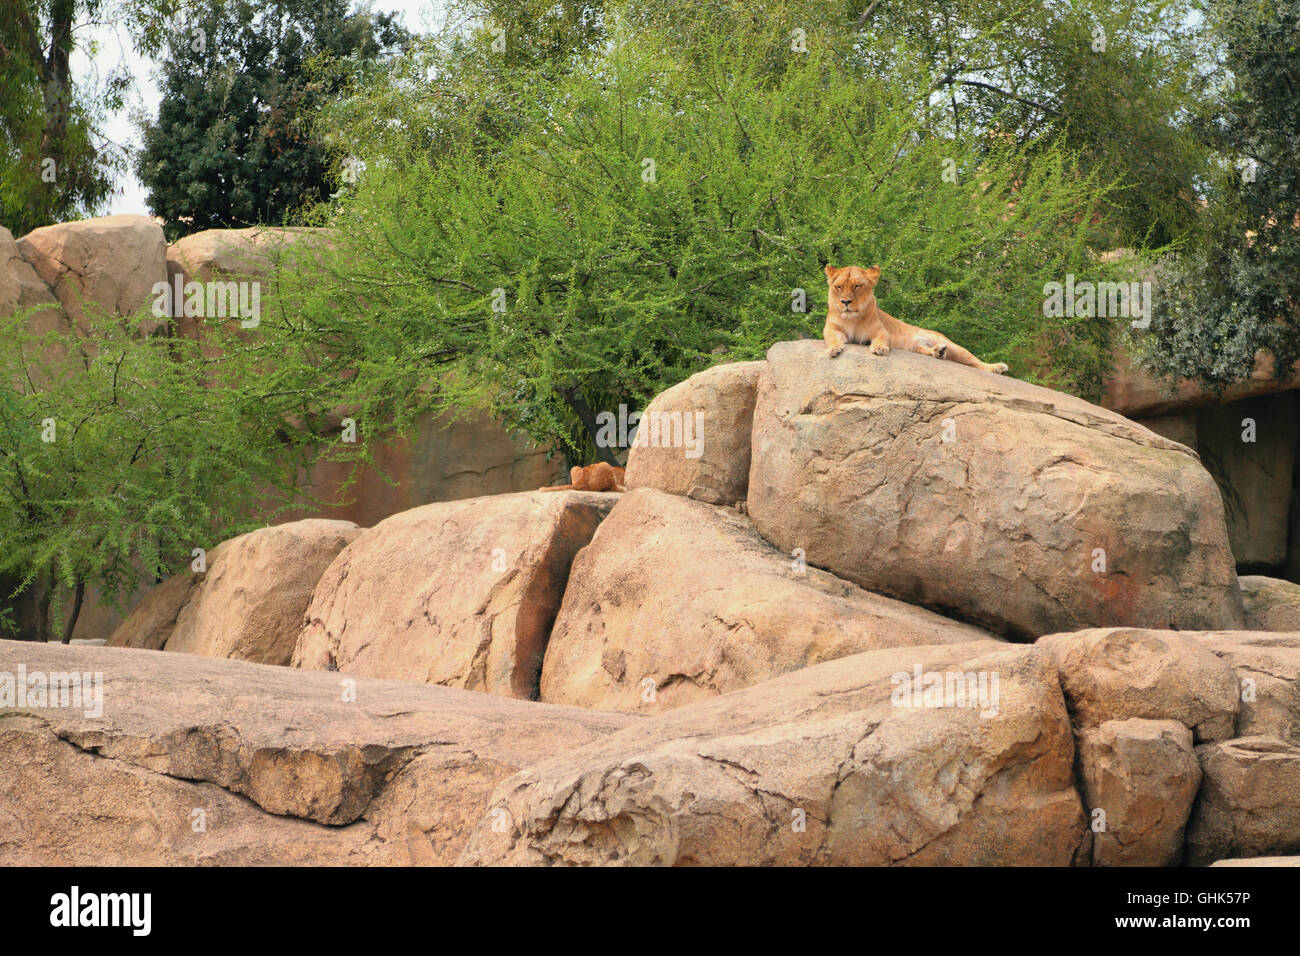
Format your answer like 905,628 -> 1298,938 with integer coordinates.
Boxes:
135,0 -> 410,240
276,18 -> 1133,466
0,301 -> 311,639
0,0 -> 129,236
449,0 -> 1212,250
1136,0 -> 1300,386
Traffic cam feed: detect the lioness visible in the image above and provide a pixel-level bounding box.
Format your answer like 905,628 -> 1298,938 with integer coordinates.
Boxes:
540,462 -> 626,493
822,264 -> 1009,374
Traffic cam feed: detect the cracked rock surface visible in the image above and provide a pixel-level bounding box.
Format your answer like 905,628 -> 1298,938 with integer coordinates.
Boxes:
746,340 -> 1244,638
292,491 -> 616,699
541,488 -> 994,712
625,360 -> 762,508
463,641 -> 1089,865
0,641 -> 633,865
16,214 -> 167,335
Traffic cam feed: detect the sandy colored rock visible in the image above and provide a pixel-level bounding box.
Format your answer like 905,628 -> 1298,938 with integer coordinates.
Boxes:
462,641 -> 1089,866
540,488 -> 994,712
1102,345 -> 1300,419
625,361 -> 762,507
0,641 -> 632,865
747,341 -> 1243,638
279,407 -> 562,527
165,226 -> 331,285
105,572 -> 200,651
1,226 -> 63,324
1238,576 -> 1300,632
1037,628 -> 1239,742
1,224 -> 74,385
1185,735 -> 1300,866
165,520 -> 361,665
1192,631 -> 1300,745
164,226 -> 334,350
293,492 -> 614,699
16,215 -> 166,333
1132,411 -> 1198,451
1077,718 -> 1200,866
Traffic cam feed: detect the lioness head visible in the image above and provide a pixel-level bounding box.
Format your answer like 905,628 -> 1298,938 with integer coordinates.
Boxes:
824,264 -> 881,317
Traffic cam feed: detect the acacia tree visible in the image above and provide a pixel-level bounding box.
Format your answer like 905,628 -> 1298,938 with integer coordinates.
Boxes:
0,303 -> 312,641
273,18 -> 1134,468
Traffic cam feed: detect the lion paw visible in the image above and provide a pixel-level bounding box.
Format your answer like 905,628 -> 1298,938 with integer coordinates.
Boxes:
989,362 -> 1009,374
870,344 -> 890,356
935,343 -> 948,359
826,345 -> 844,358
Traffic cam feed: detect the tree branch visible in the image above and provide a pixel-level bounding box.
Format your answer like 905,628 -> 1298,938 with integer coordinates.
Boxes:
854,1 -> 881,28
4,0 -> 51,82
952,78 -> 1060,117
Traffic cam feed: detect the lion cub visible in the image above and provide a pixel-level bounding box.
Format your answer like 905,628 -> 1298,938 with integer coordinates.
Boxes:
540,462 -> 626,493
822,264 -> 1009,374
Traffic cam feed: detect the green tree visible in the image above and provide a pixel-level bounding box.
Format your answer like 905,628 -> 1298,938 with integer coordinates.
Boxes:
0,302 -> 311,641
0,0 -> 133,235
1137,0 -> 1300,386
442,0 -> 1211,249
135,0 -> 410,239
278,19 -> 1133,469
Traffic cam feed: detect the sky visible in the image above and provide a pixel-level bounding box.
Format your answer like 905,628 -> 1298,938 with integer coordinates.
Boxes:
72,0 -> 448,217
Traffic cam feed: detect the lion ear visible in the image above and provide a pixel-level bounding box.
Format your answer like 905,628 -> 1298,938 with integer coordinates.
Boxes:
865,266 -> 881,282
824,264 -> 838,279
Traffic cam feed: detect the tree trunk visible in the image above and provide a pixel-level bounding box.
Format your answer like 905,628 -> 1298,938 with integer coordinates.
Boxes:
37,573 -> 52,643
60,578 -> 84,644
559,387 -> 620,465
40,0 -> 74,160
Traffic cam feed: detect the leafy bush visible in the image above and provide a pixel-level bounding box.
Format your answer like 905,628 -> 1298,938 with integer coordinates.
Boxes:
274,19 -> 1135,464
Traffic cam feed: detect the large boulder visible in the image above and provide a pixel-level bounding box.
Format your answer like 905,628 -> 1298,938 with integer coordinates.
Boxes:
1,225 -> 72,383
625,361 -> 762,508
1238,576 -> 1300,632
0,226 -> 62,324
292,492 -> 614,699
105,572 -> 201,651
540,488 -> 994,712
1185,736 -> 1300,866
16,215 -> 166,333
163,226 -> 333,348
461,641 -> 1090,866
165,226 -> 330,285
0,641 -> 632,865
1192,632 -> 1300,745
1076,718 -> 1201,866
1037,628 -> 1240,743
163,520 -> 362,665
748,341 -> 1244,638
